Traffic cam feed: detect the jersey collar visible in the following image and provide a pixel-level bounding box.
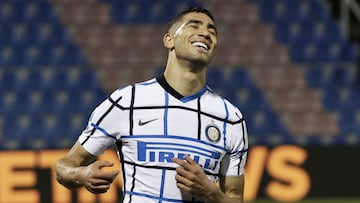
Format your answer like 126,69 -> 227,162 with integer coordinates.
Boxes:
156,75 -> 208,102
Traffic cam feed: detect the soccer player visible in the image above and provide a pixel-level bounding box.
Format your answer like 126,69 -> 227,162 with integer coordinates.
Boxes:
56,6 -> 248,203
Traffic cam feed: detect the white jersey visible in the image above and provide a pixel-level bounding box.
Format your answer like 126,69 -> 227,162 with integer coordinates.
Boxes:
78,76 -> 248,203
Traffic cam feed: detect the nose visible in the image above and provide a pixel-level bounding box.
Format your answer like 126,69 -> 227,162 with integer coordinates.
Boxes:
198,30 -> 212,42
199,32 -> 211,40
198,26 -> 215,42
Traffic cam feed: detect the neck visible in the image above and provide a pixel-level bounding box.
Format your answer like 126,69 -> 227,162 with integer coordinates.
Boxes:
163,59 -> 207,97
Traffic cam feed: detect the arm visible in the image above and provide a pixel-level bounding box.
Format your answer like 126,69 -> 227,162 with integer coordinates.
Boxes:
173,155 -> 244,203
218,175 -> 244,202
55,141 -> 120,194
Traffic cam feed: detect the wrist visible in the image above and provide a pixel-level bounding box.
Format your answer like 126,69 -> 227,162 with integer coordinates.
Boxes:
204,186 -> 243,203
73,166 -> 87,187
204,184 -> 224,203
62,167 -> 86,189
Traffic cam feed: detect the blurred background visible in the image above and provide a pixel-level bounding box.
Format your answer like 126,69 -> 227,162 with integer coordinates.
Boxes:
0,0 -> 359,202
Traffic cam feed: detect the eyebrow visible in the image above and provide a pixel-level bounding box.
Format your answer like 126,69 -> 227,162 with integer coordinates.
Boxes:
186,19 -> 217,34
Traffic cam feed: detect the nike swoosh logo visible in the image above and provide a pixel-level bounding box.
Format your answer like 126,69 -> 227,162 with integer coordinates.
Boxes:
138,118 -> 158,126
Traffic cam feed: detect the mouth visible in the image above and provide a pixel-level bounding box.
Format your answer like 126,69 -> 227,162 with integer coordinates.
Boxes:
191,41 -> 210,52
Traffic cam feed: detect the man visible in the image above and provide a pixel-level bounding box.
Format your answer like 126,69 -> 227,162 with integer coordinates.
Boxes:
56,6 -> 248,203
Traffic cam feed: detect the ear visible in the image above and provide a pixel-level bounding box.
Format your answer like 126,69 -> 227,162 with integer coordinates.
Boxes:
163,33 -> 174,50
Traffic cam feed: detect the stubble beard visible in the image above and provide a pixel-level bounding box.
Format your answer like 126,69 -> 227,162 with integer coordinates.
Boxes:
179,50 -> 213,70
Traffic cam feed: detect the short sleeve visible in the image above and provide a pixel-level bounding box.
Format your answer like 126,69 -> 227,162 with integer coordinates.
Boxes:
220,117 -> 249,176
78,87 -> 130,156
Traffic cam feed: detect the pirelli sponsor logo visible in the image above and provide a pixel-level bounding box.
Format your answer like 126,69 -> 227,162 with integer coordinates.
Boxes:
137,141 -> 221,170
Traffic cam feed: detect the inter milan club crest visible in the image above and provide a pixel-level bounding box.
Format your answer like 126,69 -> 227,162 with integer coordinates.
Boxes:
205,121 -> 220,143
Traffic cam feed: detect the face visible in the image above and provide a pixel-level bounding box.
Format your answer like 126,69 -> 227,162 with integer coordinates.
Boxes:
165,12 -> 218,66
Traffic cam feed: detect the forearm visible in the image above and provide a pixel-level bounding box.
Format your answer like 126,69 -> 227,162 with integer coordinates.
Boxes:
204,185 -> 243,203
55,158 -> 86,190
205,175 -> 244,203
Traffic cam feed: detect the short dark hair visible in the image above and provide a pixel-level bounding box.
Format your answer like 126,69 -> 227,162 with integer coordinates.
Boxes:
167,6 -> 215,32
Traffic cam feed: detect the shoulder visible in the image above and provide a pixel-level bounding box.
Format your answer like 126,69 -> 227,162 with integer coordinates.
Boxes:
203,89 -> 244,124
108,78 -> 158,101
223,96 -> 244,123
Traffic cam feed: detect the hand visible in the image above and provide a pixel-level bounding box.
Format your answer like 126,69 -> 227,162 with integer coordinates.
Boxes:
173,155 -> 217,198
78,160 -> 120,194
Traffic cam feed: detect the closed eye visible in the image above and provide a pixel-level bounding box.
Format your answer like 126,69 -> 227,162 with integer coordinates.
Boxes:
209,29 -> 217,36
186,19 -> 217,36
208,25 -> 217,36
189,24 -> 199,29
